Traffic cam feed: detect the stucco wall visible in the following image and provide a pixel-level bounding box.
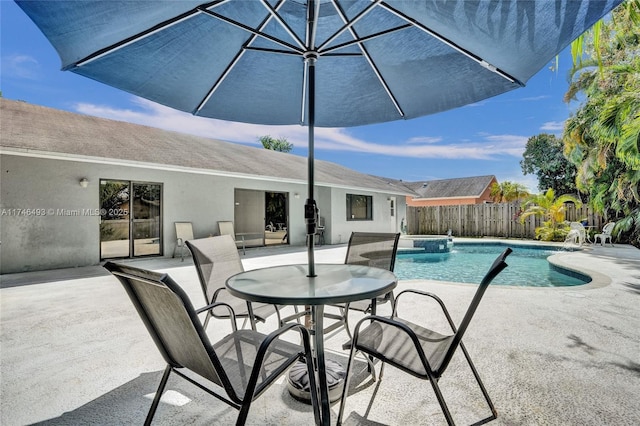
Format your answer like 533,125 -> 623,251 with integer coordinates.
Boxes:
1,154 -> 406,273
328,188 -> 405,245
0,154 -> 308,273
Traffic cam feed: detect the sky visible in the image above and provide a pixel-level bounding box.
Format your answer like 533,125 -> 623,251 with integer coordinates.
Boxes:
1,1 -> 585,193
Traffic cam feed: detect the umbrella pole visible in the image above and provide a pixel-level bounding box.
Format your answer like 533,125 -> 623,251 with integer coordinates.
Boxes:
305,53 -> 318,277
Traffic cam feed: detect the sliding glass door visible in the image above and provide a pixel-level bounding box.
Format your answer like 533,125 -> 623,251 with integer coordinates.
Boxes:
100,180 -> 162,259
132,183 -> 162,256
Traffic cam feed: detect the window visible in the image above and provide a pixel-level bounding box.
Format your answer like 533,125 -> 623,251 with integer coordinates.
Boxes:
346,194 -> 373,221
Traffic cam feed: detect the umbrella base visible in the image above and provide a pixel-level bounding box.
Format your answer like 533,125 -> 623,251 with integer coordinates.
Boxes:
287,359 -> 345,403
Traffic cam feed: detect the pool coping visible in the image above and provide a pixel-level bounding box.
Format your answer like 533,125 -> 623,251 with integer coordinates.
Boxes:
546,251 -> 611,290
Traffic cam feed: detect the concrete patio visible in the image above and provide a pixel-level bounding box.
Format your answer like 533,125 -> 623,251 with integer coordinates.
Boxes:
1,239 -> 639,425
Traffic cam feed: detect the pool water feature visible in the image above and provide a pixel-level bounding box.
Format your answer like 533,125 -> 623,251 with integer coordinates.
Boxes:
395,243 -> 590,287
400,235 -> 453,253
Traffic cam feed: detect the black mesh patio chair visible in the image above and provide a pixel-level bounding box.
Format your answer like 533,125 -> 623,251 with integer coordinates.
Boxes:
337,247 -> 512,426
186,235 -> 281,330
104,262 -> 320,426
324,232 -> 400,337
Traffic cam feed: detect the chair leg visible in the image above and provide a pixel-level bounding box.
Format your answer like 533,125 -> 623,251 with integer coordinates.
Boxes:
360,353 -> 377,382
428,376 -> 455,426
302,342 -> 321,426
236,400 -> 253,426
246,302 -> 257,331
459,341 -> 498,422
145,365 -> 172,426
240,236 -> 246,255
337,345 -> 359,425
342,306 -> 353,340
203,310 -> 212,329
343,305 -> 377,380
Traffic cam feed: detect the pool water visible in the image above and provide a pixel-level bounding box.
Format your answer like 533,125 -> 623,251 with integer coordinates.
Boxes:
395,244 -> 589,287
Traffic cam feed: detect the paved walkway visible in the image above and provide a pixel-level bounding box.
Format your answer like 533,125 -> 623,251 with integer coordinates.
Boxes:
1,240 -> 639,425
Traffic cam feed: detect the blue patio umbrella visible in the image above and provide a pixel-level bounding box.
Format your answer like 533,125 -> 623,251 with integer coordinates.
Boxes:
17,0 -> 622,275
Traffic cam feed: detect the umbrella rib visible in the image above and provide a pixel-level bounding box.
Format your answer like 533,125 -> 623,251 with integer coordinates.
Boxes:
70,5 -> 210,68
199,8 -> 304,55
260,0 -> 306,50
194,45 -> 246,115
327,0 -> 404,118
317,0 -> 382,52
319,24 -> 412,55
244,46 -> 301,56
379,1 -> 523,86
195,2 -> 303,114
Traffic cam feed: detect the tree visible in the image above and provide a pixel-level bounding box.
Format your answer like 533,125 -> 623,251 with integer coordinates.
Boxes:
520,134 -> 578,195
490,181 -> 530,203
564,0 -> 640,247
265,192 -> 287,229
259,135 -> 293,153
519,189 -> 582,241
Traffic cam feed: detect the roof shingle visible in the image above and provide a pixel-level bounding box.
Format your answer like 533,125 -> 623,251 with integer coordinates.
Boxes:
404,175 -> 496,199
0,99 -> 412,195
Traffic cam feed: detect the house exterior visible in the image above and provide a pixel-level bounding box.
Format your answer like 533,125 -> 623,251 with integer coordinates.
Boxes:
0,99 -> 411,273
404,175 -> 498,207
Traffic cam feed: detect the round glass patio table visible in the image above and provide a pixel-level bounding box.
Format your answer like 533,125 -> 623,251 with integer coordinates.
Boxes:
226,263 -> 397,426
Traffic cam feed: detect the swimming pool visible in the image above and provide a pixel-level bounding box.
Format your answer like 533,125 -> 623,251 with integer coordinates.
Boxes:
395,243 -> 590,287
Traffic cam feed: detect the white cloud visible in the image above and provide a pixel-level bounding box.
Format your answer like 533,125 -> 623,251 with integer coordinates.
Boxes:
480,134 -> 529,156
520,95 -> 550,101
540,121 -> 565,131
73,97 -> 528,161
2,54 -> 40,79
406,136 -> 443,144
74,99 -> 296,147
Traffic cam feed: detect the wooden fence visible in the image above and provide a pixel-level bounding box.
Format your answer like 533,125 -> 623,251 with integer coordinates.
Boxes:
405,203 -> 604,239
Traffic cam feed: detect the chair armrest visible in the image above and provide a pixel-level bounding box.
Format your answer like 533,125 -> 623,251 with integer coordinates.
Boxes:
352,315 -> 433,370
394,288 -> 446,314
393,289 -> 457,332
177,238 -> 184,246
196,301 -> 238,331
263,322 -> 311,347
252,323 -> 315,383
255,323 -> 314,369
236,322 -> 317,421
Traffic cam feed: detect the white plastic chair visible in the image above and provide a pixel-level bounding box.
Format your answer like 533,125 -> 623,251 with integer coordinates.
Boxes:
564,222 -> 586,246
218,220 -> 246,254
173,222 -> 194,261
594,222 -> 615,246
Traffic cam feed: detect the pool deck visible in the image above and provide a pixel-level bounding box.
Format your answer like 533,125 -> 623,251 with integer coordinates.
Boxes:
1,238 -> 639,425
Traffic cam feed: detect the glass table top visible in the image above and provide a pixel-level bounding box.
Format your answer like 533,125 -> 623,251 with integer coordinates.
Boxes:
226,263 -> 397,305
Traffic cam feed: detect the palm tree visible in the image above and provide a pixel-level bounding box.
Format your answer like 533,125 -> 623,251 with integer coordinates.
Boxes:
490,181 -> 530,203
520,189 -> 582,241
564,0 -> 640,246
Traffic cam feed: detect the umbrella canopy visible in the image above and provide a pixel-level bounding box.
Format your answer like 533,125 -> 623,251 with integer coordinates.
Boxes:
17,0 -> 622,126
18,0 -> 622,274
